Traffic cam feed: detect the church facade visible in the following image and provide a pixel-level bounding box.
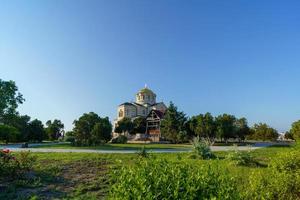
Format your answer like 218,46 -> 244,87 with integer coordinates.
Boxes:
113,87 -> 167,141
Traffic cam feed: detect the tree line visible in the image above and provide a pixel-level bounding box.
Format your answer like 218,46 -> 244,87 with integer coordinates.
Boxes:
160,102 -> 300,143
0,79 -> 64,143
1,78 -> 300,145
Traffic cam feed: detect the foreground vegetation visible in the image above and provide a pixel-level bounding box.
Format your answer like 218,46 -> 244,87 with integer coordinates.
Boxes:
1,145 -> 299,199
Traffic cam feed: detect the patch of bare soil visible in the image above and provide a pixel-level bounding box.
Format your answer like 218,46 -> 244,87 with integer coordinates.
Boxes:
4,159 -> 110,200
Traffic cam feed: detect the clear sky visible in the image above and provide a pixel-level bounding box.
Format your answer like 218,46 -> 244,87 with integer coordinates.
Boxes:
1,1 -> 300,132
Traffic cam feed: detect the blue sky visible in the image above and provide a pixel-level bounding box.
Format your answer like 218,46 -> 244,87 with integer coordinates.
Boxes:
1,0 -> 300,132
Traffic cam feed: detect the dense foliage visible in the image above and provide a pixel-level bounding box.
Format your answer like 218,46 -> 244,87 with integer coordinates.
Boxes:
0,149 -> 36,179
110,158 -> 238,200
45,119 -> 64,141
161,102 -> 189,143
111,135 -> 128,144
114,117 -> 134,135
0,79 -> 25,118
110,145 -> 300,200
247,123 -> 279,141
243,148 -> 300,200
73,112 -> 112,145
290,120 -> 300,141
0,124 -> 19,144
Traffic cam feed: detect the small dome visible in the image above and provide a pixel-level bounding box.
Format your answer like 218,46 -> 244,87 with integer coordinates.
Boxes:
136,86 -> 156,105
138,87 -> 155,95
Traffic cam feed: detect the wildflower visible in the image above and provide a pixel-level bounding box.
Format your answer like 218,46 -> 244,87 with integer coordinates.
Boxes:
2,149 -> 10,154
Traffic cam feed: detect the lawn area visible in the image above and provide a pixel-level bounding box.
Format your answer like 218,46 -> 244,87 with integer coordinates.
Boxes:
32,143 -> 193,150
0,145 -> 296,200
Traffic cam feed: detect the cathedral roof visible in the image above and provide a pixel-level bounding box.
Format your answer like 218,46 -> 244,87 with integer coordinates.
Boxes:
119,102 -> 135,106
147,109 -> 165,119
137,87 -> 156,95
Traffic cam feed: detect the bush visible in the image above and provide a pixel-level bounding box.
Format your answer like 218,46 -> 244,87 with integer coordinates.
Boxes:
111,135 -> 128,144
65,136 -> 75,144
110,158 -> 238,200
0,149 -> 36,179
225,146 -> 258,166
137,146 -> 148,158
269,150 -> 300,172
191,137 -> 214,159
243,150 -> 300,200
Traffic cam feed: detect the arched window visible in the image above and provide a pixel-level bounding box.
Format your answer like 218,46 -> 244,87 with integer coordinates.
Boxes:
119,110 -> 124,117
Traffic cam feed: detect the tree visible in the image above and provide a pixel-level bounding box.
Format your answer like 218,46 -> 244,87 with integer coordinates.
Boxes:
0,124 -> 20,144
1,113 -> 31,141
73,112 -> 112,146
114,117 -> 134,135
235,117 -> 250,141
160,102 -> 188,143
284,131 -> 294,140
28,119 -> 46,142
189,112 -> 216,143
0,79 -> 25,120
215,114 -> 236,142
132,117 -> 146,134
249,123 -> 278,141
46,119 -> 64,140
91,117 -> 112,144
290,120 -> 300,141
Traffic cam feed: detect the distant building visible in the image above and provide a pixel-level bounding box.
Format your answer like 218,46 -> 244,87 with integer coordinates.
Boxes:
113,86 -> 167,141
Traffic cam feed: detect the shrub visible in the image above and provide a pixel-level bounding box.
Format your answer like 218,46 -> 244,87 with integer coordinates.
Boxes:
191,137 -> 214,159
111,135 -> 127,144
270,150 -> 300,171
65,136 -> 75,144
0,149 -> 36,179
109,158 -> 238,200
243,150 -> 300,200
137,146 -> 148,158
225,146 -> 257,166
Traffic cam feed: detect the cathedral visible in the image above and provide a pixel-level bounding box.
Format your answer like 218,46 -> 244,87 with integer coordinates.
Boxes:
113,86 -> 167,142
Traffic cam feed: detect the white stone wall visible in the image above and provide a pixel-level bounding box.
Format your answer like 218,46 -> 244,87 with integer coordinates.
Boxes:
136,105 -> 148,117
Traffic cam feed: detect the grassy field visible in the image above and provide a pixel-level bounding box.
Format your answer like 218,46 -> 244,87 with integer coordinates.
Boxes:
32,143 -> 193,150
0,145 -> 294,200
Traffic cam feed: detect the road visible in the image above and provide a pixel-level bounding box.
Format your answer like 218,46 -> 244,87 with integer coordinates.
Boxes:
0,142 -> 274,154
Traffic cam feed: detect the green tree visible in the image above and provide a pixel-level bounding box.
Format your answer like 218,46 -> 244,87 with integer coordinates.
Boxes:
284,131 -> 294,140
189,112 -> 216,143
160,102 -> 187,143
290,120 -> 300,141
28,119 -> 46,142
114,117 -> 134,135
91,117 -> 112,144
132,117 -> 146,134
215,114 -> 236,142
249,123 -> 278,141
235,117 -> 250,141
0,79 -> 25,120
46,119 -> 64,140
1,113 -> 31,141
73,112 -> 112,146
0,124 -> 20,144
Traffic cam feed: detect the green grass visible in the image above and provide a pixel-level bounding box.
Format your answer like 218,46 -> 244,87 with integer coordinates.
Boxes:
0,145 -> 294,200
32,143 -> 193,150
